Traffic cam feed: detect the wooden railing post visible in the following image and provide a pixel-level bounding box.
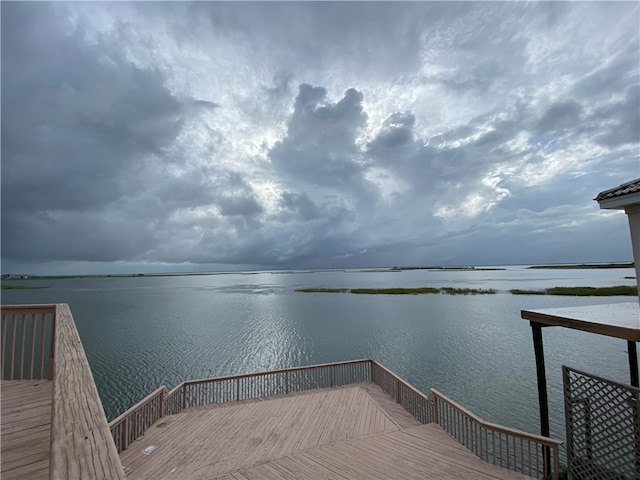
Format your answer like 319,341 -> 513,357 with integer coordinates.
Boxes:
396,378 -> 401,403
159,389 -> 165,417
123,418 -> 130,451
236,377 -> 240,401
432,393 -> 439,424
285,371 -> 289,394
182,384 -> 187,409
48,311 -> 56,380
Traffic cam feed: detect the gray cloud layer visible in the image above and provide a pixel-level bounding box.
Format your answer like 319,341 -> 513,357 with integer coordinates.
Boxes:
2,2 -> 638,274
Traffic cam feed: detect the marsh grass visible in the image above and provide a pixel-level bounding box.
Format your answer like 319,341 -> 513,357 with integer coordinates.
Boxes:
1,285 -> 48,290
440,287 -> 497,295
350,287 -> 440,295
511,286 -> 637,296
528,263 -> 633,269
297,287 -> 497,295
510,289 -> 546,295
295,288 -> 349,293
546,286 -> 637,296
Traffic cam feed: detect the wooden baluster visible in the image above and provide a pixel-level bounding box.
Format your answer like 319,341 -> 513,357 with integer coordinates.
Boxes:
18,315 -> 27,379
1,314 -> 7,380
39,314 -> 46,378
9,315 -> 17,380
29,315 -> 37,379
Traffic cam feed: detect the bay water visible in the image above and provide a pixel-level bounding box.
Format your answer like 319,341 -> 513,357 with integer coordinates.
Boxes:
2,265 -> 636,447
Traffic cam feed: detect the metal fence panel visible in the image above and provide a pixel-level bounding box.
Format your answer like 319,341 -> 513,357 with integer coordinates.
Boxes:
563,366 -> 640,480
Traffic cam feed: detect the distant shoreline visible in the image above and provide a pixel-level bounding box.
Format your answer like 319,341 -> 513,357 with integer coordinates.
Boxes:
1,285 -> 49,290
0,261 -> 634,280
296,285 -> 637,296
526,262 -> 634,269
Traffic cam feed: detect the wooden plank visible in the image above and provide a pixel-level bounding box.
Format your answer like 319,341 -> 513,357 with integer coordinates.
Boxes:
1,380 -> 52,480
48,304 -> 126,479
120,385 -> 398,479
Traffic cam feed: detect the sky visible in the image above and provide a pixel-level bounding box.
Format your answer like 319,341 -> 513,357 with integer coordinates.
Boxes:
1,1 -> 639,275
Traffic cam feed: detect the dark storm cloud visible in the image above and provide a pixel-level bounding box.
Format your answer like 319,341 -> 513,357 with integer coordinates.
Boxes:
0,3 -> 258,265
1,2 -> 638,274
189,100 -> 221,111
2,2 -> 182,214
571,41 -> 639,100
184,1 -> 447,80
535,100 -> 584,135
278,192 -> 322,222
591,85 -> 640,147
269,84 -> 368,187
367,112 -> 416,151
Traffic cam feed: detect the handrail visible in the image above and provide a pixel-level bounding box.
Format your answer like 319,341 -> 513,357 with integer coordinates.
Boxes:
184,358 -> 371,386
108,358 -> 562,480
110,386 -> 167,453
2,304 -> 126,480
431,389 -> 561,480
49,304 -> 126,479
109,359 -> 373,452
370,359 -> 434,424
1,304 -> 56,380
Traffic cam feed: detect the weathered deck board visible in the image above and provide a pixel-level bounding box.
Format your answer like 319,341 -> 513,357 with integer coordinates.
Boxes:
121,383 -> 532,480
1,380 -> 52,480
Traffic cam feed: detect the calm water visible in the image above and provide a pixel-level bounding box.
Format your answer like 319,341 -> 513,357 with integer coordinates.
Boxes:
2,266 -> 637,446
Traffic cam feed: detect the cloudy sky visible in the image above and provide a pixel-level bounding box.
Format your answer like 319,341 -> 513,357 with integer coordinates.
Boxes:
2,2 -> 639,275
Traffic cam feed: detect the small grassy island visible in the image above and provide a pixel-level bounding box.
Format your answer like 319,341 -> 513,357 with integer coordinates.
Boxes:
1,285 -> 48,290
510,286 -> 637,296
527,262 -> 634,269
297,285 -> 637,296
296,287 -> 496,295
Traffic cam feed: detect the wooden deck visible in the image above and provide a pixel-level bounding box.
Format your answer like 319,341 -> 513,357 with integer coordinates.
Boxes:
120,383 -> 532,479
1,380 -> 52,480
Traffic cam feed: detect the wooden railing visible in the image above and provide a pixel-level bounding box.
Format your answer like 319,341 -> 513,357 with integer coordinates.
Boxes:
108,358 -> 561,479
370,359 -> 434,424
1,304 -> 56,380
431,389 -> 562,480
109,386 -> 166,454
1,304 -> 126,480
109,359 -> 372,452
184,359 -> 371,408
